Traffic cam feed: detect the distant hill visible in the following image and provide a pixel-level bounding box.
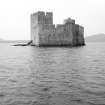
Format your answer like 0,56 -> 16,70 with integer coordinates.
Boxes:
0,38 -> 3,40
85,33 -> 105,42
0,38 -> 4,42
0,40 -> 29,43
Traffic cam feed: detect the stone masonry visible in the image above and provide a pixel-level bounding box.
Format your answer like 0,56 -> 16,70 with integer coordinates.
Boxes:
31,11 -> 85,46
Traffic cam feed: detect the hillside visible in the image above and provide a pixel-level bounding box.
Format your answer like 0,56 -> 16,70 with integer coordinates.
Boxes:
85,33 -> 105,42
0,38 -> 5,42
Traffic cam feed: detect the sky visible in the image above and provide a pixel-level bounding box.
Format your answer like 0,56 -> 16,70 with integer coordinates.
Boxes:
0,0 -> 105,40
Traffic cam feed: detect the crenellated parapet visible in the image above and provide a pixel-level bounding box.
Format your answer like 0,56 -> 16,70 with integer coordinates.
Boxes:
64,18 -> 75,24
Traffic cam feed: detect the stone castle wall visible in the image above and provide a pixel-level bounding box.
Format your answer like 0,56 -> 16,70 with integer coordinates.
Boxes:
31,11 -> 85,46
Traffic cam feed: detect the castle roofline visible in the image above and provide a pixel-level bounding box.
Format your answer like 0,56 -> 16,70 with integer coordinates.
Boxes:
64,18 -> 75,24
31,11 -> 45,16
75,24 -> 84,28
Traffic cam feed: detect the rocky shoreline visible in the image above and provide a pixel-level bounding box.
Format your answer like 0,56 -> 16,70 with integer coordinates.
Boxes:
13,40 -> 32,46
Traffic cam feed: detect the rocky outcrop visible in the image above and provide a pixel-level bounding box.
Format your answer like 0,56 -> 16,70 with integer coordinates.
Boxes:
13,40 -> 32,46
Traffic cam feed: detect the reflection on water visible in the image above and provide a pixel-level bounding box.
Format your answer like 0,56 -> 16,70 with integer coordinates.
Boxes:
0,42 -> 105,105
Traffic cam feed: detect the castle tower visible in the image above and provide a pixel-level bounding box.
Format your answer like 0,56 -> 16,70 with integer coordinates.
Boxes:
45,12 -> 53,24
31,11 -> 54,46
31,11 -> 46,45
74,24 -> 85,45
63,18 -> 76,45
37,11 -> 45,24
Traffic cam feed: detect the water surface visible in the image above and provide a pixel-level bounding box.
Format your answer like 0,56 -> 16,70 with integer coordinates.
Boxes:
0,42 -> 105,105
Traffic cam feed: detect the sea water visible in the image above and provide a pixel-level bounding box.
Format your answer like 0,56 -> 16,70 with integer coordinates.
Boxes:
0,42 -> 105,105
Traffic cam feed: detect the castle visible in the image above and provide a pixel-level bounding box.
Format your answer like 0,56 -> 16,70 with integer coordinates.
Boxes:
31,11 -> 85,46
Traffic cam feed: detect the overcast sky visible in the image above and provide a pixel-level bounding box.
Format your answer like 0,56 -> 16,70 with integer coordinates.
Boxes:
0,0 -> 105,40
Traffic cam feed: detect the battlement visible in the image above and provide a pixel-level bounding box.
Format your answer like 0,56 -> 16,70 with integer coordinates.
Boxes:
31,11 -> 53,25
64,18 -> 75,24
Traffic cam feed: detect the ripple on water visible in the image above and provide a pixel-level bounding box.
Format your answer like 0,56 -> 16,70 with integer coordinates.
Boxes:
0,43 -> 105,105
